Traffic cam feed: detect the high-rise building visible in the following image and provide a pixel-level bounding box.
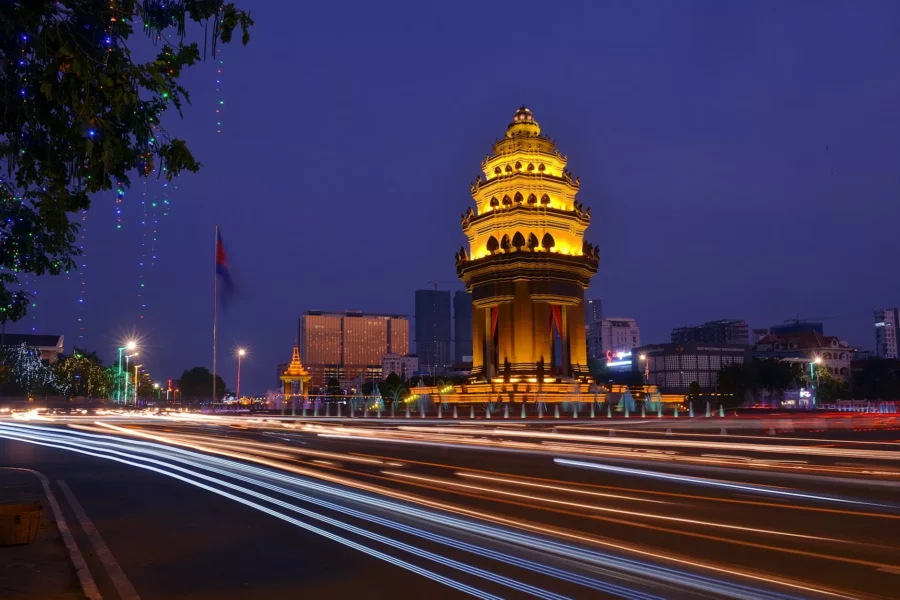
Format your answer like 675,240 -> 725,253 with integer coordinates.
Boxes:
671,319 -> 749,345
453,291 -> 473,364
874,308 -> 899,359
587,318 -> 641,361
299,310 -> 409,389
585,297 -> 602,324
415,290 -> 452,373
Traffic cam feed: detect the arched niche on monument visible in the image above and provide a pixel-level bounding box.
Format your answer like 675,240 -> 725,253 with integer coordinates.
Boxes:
527,233 -> 539,251
512,231 -> 526,250
540,194 -> 551,205
514,192 -> 523,204
527,193 -> 537,204
486,236 -> 499,254
541,233 -> 555,251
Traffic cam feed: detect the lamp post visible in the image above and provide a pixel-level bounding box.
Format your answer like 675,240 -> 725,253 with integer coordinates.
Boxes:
124,352 -> 137,406
236,348 -> 246,403
154,383 -> 160,402
811,356 -> 822,408
134,364 -> 142,407
639,354 -> 648,384
117,341 -> 137,404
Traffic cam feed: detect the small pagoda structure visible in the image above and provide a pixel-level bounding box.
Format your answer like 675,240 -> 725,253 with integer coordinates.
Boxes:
280,345 -> 311,414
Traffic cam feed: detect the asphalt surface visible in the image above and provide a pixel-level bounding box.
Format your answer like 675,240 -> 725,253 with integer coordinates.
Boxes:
1,413 -> 899,599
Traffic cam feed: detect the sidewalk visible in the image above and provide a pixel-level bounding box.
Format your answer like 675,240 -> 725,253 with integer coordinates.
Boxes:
0,468 -> 84,599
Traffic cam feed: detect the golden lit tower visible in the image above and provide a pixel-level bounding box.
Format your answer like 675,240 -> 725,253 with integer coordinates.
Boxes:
456,107 -> 598,381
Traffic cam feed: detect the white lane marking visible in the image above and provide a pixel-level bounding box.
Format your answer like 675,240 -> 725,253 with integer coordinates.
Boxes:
1,468 -> 101,600
58,480 -> 141,600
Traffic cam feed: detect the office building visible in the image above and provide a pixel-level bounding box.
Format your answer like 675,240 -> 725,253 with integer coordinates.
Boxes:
453,291 -> 473,363
299,310 -> 409,389
874,309 -> 899,359
634,342 -> 750,393
671,320 -> 749,345
415,290 -> 452,374
754,332 -> 851,382
587,318 -> 640,361
381,353 -> 419,380
585,297 -> 602,324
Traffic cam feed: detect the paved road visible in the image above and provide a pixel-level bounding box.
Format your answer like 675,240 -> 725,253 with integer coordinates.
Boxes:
1,414 -> 899,599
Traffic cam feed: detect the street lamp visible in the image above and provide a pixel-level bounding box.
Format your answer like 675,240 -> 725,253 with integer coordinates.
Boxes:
154,382 -> 160,401
810,356 -> 823,408
123,351 -> 138,406
639,354 -> 648,383
133,364 -> 142,407
236,348 -> 246,403
117,340 -> 138,404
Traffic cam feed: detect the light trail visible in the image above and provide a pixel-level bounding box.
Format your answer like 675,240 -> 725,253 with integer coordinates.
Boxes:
0,429 -> 501,599
0,422 -> 865,599
380,470 -> 841,542
453,472 -> 668,504
397,426 -> 900,461
554,459 -> 900,509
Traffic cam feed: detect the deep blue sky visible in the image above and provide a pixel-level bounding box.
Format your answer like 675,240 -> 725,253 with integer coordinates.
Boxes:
19,1 -> 900,394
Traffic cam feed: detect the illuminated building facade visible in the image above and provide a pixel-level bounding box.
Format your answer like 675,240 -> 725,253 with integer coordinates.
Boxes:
299,310 -> 409,388
634,342 -> 750,393
456,107 -> 598,381
586,317 -> 641,362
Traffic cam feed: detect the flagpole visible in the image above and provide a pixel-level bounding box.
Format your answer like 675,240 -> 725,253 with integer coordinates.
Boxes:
213,224 -> 218,412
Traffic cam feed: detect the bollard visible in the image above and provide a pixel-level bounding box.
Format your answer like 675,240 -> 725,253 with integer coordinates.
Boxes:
302,405 -> 307,418
665,428 -> 672,436
674,405 -> 678,418
657,405 -> 662,418
719,404 -> 724,418
590,404 -> 595,419
625,405 -> 630,418
705,401 -> 711,418
325,404 -> 330,417
607,404 -> 612,418
573,407 -> 578,419
504,404 -> 509,419
689,402 -> 694,418
377,406 -> 381,418
554,405 -> 560,419
486,407 -> 491,419
720,428 -> 727,435
337,403 -> 342,418
363,407 -> 368,418
641,405 -> 645,419
420,405 -> 425,419
405,405 -> 410,419
538,403 -> 543,419
314,404 -> 319,418
437,405 -> 442,419
390,405 -> 395,418
470,405 -> 475,419
521,403 -> 527,419
452,405 -> 458,419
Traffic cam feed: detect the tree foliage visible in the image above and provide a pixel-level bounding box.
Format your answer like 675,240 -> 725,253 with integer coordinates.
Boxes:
1,342 -> 56,396
177,366 -> 225,400
0,1 -> 252,322
56,347 -> 107,397
852,359 -> 900,400
717,358 -> 805,406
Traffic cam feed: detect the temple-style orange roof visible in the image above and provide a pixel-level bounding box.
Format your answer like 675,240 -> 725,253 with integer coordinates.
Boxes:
281,345 -> 310,381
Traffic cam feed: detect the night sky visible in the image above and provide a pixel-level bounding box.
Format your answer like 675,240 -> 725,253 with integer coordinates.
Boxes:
19,1 -> 900,394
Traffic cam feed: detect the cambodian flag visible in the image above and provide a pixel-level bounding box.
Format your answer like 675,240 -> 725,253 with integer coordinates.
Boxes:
216,230 -> 234,307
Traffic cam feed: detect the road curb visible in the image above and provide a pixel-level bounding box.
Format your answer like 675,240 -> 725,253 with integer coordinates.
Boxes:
1,468 -> 101,600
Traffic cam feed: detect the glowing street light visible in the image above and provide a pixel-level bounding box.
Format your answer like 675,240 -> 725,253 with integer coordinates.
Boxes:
117,340 -> 139,404
236,348 -> 247,402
